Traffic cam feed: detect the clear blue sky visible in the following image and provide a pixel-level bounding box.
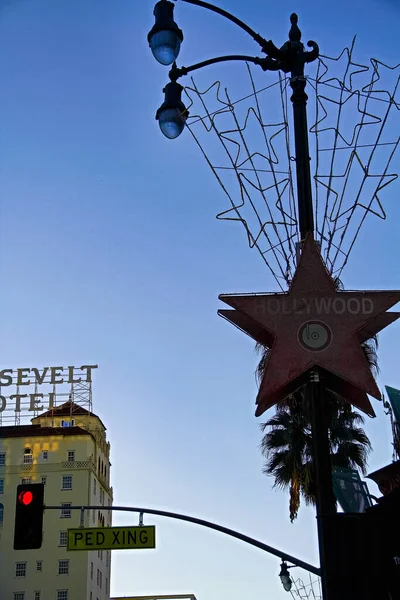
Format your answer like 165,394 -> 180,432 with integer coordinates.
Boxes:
0,0 -> 399,598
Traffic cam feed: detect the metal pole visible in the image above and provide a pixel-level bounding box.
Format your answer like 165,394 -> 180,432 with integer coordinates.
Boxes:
290,74 -> 314,241
289,17 -> 314,242
309,371 -> 337,600
288,15 -> 337,599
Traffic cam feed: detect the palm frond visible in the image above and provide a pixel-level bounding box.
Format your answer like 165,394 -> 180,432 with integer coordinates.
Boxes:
289,476 -> 301,522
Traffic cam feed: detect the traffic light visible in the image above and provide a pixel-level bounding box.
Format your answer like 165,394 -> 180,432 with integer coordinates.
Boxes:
13,483 -> 44,550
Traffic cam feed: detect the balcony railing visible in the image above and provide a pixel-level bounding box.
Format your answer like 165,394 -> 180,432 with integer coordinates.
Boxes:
61,460 -> 94,469
20,464 -> 33,471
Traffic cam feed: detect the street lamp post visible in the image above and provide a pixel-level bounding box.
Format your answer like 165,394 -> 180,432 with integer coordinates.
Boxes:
148,2 -> 336,599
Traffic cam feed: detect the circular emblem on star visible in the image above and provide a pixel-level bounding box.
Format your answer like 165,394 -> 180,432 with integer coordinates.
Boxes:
298,321 -> 332,352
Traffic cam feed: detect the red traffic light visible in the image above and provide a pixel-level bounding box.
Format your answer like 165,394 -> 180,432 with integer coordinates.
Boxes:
18,490 -> 33,506
14,483 -> 45,550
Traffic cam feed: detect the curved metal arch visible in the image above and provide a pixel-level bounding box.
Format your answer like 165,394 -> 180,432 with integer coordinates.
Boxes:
44,503 -> 321,576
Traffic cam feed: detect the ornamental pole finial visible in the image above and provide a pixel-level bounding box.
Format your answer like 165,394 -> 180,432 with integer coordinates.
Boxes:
289,13 -> 301,43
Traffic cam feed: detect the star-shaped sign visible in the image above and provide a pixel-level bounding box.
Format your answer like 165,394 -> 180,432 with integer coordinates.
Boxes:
219,236 -> 400,417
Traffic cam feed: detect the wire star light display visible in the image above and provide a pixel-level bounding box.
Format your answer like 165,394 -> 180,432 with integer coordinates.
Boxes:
184,41 -> 399,290
290,574 -> 322,600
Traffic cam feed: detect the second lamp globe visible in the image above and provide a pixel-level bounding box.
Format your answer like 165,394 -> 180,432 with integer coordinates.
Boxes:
156,81 -> 188,139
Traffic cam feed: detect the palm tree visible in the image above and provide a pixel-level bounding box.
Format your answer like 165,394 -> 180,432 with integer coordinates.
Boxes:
257,337 -> 377,522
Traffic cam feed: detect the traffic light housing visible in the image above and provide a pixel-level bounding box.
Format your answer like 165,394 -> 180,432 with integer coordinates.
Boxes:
13,483 -> 44,550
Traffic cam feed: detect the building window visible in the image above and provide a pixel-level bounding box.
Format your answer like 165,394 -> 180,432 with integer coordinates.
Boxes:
60,504 -> 71,519
105,577 -> 109,593
23,449 -> 32,464
21,477 -> 32,485
0,478 -> 4,494
92,509 -> 95,523
15,562 -> 27,577
42,451 -> 48,461
34,592 -> 41,600
36,561 -> 42,572
57,591 -> 68,600
67,450 -> 75,462
13,593 -> 24,600
90,562 -> 93,580
41,476 -> 47,486
61,475 -> 72,490
0,452 -> 5,466
99,571 -> 102,589
105,551 -> 109,568
0,502 -> 4,525
58,560 -> 69,575
96,569 -> 100,586
93,479 -> 96,495
59,531 -> 67,547
90,594 -> 92,600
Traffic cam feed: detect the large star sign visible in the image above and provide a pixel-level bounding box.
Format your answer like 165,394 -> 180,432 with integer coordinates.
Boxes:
219,236 -> 400,417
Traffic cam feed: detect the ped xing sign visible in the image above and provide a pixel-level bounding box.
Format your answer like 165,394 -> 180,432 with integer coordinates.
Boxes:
67,526 -> 155,551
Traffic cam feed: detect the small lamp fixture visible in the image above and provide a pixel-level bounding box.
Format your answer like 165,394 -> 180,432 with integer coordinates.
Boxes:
279,562 -> 293,592
156,80 -> 188,139
148,0 -> 183,65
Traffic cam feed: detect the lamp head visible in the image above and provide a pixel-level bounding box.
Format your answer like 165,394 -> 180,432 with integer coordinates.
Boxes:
148,0 -> 183,65
156,80 -> 188,139
279,562 -> 293,592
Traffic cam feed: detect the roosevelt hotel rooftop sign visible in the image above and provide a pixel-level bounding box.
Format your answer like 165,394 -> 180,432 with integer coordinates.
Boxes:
0,365 -> 98,419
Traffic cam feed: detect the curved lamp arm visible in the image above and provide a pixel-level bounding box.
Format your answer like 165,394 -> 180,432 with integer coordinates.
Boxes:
176,0 -> 281,57
169,55 -> 282,81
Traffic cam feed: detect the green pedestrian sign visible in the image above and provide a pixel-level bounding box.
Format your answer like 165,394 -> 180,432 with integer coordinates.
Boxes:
67,526 -> 156,551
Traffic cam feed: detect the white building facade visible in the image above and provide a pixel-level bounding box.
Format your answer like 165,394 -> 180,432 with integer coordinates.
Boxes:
0,401 -> 113,600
